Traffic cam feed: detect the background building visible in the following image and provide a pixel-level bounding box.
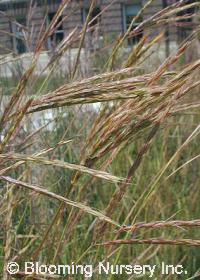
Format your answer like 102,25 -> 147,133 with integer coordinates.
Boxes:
0,0 -> 196,54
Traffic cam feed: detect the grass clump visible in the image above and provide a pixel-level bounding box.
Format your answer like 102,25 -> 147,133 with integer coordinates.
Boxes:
0,0 -> 200,279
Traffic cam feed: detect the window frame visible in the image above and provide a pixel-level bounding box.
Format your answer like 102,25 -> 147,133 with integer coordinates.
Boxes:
81,6 -> 101,26
122,2 -> 143,45
176,0 -> 196,41
11,16 -> 27,54
47,12 -> 64,50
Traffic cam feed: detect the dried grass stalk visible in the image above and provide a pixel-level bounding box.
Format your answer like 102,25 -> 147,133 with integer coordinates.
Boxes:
102,238 -> 200,247
118,220 -> 200,233
0,176 -> 120,227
